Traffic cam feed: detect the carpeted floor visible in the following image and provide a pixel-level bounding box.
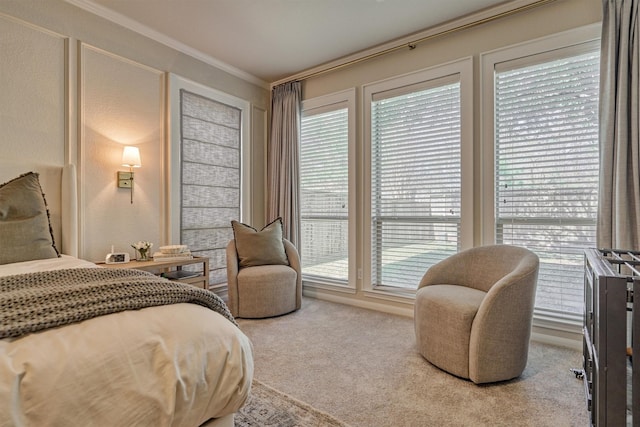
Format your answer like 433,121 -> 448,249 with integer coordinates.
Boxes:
237,297 -> 589,427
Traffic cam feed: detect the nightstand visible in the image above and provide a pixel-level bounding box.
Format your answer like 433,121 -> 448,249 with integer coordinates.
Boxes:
99,256 -> 210,289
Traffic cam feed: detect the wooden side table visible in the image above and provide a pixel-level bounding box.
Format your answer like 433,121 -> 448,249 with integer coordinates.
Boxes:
99,256 -> 210,289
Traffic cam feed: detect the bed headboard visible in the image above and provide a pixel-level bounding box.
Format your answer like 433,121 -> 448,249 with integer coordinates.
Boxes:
0,164 -> 78,257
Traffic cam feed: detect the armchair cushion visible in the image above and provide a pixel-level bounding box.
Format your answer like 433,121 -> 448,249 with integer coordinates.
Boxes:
231,218 -> 288,268
415,284 -> 486,379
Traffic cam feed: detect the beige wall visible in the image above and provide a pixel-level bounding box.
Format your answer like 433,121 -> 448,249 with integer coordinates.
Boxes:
0,0 -> 268,262
300,0 -> 603,318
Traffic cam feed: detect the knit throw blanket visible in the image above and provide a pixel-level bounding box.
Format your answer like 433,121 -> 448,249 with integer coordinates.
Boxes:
0,268 -> 237,339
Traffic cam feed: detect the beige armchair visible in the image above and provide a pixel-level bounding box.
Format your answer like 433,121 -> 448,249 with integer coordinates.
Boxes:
226,238 -> 302,319
414,244 -> 539,384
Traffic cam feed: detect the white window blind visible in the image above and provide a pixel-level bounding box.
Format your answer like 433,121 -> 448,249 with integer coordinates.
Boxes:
300,107 -> 349,282
494,49 -> 600,316
371,79 -> 461,290
180,90 -> 241,291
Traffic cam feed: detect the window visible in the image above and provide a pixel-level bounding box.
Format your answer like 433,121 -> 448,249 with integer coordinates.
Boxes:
169,75 -> 251,297
482,28 -> 600,321
364,59 -> 473,293
299,90 -> 355,287
179,90 -> 241,291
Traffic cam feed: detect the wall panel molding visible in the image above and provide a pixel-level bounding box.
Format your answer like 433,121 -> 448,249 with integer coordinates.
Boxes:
79,42 -> 165,261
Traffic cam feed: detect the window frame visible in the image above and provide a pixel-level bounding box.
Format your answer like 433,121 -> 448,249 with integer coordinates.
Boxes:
167,74 -> 252,248
300,88 -> 357,292
166,75 -> 251,295
480,24 -> 601,327
362,57 -> 474,298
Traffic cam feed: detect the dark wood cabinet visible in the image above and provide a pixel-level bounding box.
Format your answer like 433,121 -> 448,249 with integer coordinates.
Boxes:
582,248 -> 638,426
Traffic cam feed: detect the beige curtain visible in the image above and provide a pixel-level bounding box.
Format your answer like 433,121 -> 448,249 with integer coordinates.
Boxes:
597,0 -> 640,250
267,81 -> 301,247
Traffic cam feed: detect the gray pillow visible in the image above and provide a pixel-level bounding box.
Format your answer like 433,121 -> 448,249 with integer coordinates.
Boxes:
231,218 -> 289,268
0,172 -> 59,265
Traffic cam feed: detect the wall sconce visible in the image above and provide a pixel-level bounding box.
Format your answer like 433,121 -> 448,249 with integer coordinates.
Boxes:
118,146 -> 141,204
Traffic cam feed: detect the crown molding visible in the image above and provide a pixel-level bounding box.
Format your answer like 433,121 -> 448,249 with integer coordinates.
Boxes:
64,0 -> 269,89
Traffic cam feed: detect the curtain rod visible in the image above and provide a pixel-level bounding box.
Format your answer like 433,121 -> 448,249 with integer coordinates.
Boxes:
283,0 -> 558,85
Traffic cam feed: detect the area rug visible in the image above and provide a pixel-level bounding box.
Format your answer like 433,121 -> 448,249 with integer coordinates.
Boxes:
235,379 -> 350,427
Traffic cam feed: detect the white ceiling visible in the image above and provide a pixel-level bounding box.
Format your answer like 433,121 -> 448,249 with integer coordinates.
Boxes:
70,0 -> 512,85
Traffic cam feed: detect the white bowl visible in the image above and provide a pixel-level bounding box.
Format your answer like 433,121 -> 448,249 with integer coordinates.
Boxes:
159,245 -> 188,254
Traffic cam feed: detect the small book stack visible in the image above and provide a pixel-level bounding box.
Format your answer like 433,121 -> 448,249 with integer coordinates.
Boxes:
153,245 -> 193,262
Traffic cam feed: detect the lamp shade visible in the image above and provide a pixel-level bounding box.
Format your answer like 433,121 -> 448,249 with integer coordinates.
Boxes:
121,146 -> 141,168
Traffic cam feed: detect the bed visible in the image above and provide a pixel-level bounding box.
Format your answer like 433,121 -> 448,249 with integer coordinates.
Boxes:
0,165 -> 253,427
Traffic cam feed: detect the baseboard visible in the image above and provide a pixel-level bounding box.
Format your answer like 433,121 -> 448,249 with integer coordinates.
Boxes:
531,326 -> 582,351
302,287 -> 414,318
531,312 -> 583,350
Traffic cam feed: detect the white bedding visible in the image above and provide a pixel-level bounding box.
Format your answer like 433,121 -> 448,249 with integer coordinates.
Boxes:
0,255 -> 96,277
0,257 -> 253,426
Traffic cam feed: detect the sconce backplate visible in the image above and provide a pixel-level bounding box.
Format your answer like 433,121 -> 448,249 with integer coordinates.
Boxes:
118,171 -> 133,188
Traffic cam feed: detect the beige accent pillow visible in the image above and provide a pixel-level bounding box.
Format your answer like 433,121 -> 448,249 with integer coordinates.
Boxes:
231,218 -> 289,268
0,172 -> 59,265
